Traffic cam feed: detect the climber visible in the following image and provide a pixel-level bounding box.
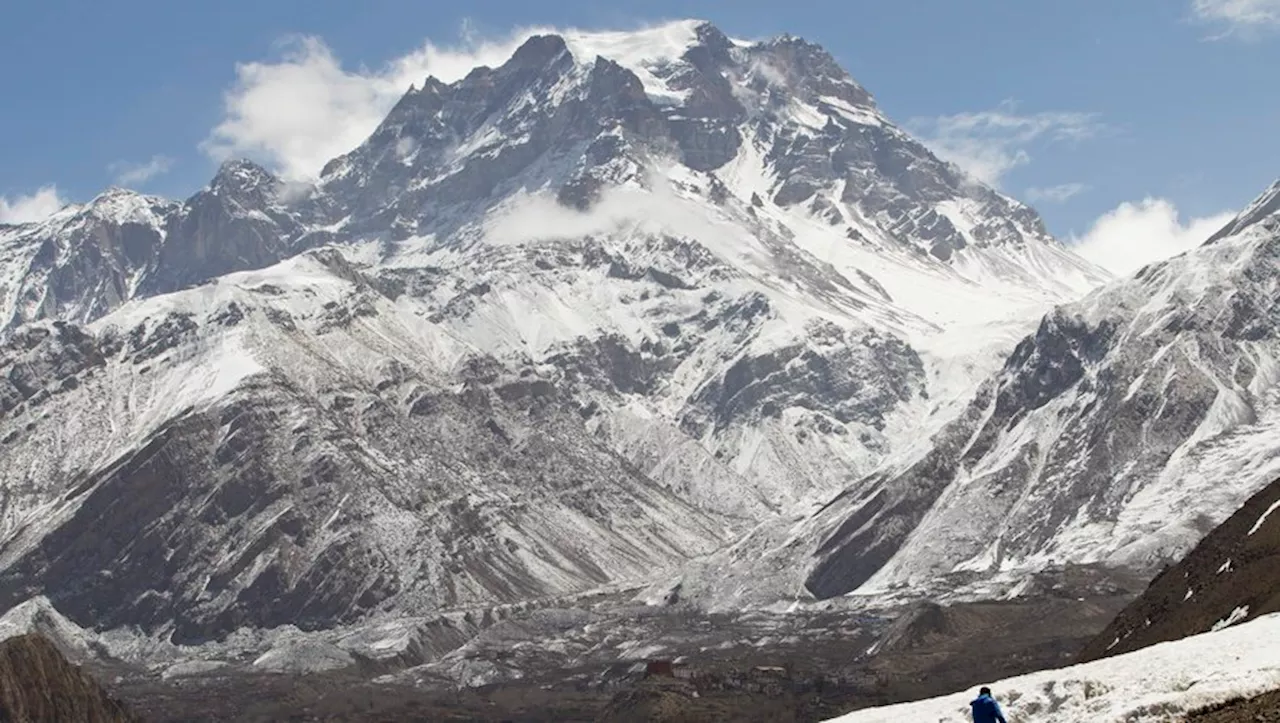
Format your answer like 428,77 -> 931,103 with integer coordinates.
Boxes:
970,686 -> 1007,723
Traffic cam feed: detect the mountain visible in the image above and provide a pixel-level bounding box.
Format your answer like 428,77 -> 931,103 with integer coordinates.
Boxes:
1078,474 -> 1280,662
0,19 -> 1114,648
0,165 -> 314,333
0,253 -> 731,642
0,190 -> 178,331
0,20 -> 1107,520
667,176 -> 1280,611
801,178 -> 1280,600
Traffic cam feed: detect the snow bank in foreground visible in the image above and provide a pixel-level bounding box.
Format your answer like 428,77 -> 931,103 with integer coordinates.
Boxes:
827,612 -> 1280,722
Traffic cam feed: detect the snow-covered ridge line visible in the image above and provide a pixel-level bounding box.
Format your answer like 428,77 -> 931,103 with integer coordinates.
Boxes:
1208,178 -> 1280,243
827,612 -> 1280,723
0,16 -> 1119,639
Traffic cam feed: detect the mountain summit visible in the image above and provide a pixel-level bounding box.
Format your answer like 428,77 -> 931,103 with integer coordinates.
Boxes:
0,21 -> 1120,645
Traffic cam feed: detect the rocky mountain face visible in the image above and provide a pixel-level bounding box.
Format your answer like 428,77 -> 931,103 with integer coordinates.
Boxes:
669,178 -> 1280,611
0,19 -> 1125,652
0,633 -> 139,723
1078,474 -> 1280,662
807,182 -> 1280,599
0,24 -> 1112,536
0,190 -> 176,331
0,254 -> 733,642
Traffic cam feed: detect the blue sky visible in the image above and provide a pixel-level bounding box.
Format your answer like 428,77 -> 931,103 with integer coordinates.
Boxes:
2,0 -> 1278,272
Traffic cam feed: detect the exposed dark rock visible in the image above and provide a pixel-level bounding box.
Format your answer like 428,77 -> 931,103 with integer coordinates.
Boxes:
0,634 -> 139,723
684,325 -> 922,435
1186,689 -> 1280,723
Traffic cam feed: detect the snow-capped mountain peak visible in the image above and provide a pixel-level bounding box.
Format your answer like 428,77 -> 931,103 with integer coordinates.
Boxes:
1207,177 -> 1280,244
558,20 -> 722,104
208,158 -> 281,198
0,20 -> 1121,646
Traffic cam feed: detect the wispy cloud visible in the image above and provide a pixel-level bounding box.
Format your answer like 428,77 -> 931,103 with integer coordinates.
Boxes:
110,155 -> 175,186
913,100 -> 1103,189
203,25 -> 547,180
1069,197 -> 1234,276
0,185 -> 66,224
1026,183 -> 1090,204
1191,0 -> 1280,37
485,167 -> 724,247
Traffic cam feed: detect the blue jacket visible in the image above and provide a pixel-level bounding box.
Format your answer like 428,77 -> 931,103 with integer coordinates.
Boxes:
970,694 -> 1007,723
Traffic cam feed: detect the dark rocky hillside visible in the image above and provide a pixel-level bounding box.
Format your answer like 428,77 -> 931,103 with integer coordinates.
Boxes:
0,633 -> 139,723
1188,690 -> 1280,723
1079,475 -> 1280,662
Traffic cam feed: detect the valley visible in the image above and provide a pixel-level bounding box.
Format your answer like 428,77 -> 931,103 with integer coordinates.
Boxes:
0,17 -> 1277,722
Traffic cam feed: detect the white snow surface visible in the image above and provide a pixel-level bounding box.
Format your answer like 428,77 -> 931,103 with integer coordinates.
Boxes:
561,20 -> 707,105
827,612 -> 1280,723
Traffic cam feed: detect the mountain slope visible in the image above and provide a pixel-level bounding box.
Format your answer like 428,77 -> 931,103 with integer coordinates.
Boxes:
665,178 -> 1280,610
0,252 -> 730,642
303,19 -> 1110,516
797,179 -> 1280,600
1078,475 -> 1280,662
0,162 -> 317,334
0,190 -> 177,331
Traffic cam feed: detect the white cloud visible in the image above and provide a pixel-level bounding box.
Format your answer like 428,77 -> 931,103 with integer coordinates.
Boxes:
0,185 -> 66,224
485,168 -> 724,247
110,155 -> 175,186
1026,183 -> 1090,204
202,26 -> 546,180
914,101 -> 1102,188
1191,0 -> 1280,35
1069,198 -> 1235,276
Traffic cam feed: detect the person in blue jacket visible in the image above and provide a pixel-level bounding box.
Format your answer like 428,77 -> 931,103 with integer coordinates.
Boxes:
970,686 -> 1007,723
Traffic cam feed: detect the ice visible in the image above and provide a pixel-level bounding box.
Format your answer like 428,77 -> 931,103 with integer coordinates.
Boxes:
827,612 -> 1280,723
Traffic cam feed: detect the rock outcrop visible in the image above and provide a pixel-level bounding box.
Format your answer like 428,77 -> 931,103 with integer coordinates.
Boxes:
0,634 -> 138,723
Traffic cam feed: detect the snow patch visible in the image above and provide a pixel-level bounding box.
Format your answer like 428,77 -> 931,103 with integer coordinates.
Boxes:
1249,499 -> 1280,536
252,640 -> 356,674
1212,606 -> 1250,632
